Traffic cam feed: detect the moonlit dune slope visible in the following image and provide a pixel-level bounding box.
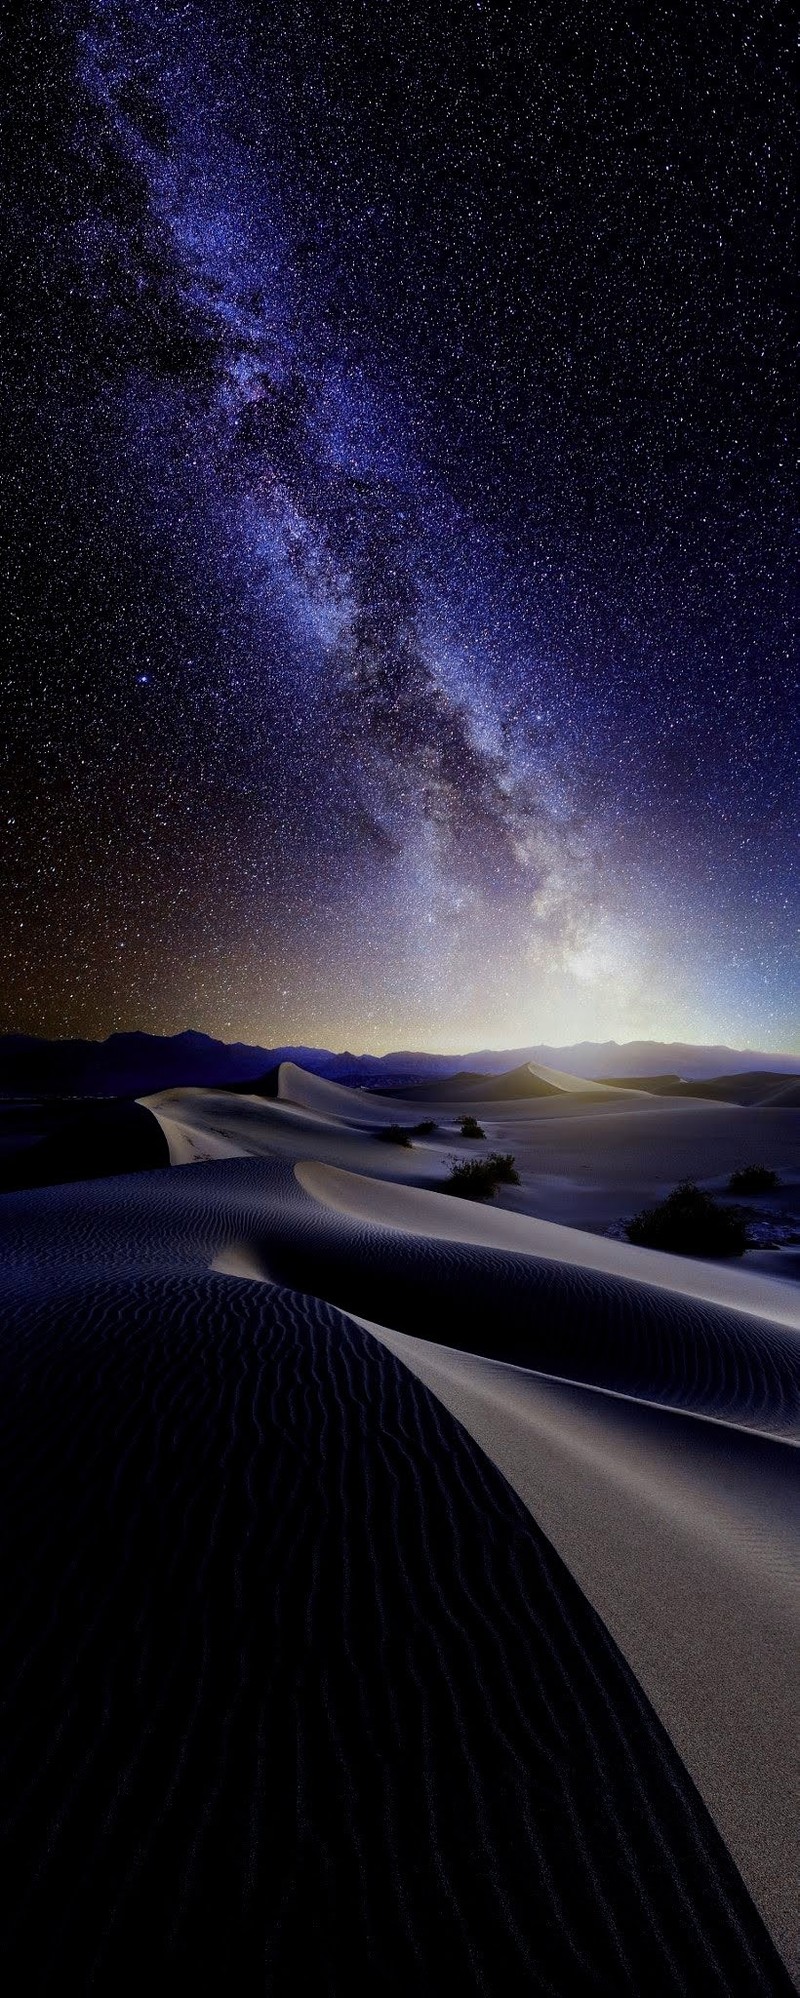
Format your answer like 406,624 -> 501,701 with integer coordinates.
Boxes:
0,1234 -> 792,1992
2,1064 -> 798,1988
296,1159 -> 800,1331
144,1069 -> 800,1238
525,1061 -> 629,1095
144,1082 -> 454,1173
348,1313 -> 800,1976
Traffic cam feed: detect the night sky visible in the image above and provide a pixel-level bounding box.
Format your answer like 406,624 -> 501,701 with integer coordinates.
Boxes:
2,0 -> 796,1052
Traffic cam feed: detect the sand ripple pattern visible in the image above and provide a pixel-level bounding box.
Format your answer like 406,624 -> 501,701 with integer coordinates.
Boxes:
0,1273 -> 792,1994
1,1158 -> 798,1433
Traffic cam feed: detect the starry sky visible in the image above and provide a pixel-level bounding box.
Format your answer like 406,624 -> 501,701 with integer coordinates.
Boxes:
2,0 -> 797,1053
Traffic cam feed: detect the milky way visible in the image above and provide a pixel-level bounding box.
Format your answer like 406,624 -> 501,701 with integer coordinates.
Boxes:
2,0 -> 796,1050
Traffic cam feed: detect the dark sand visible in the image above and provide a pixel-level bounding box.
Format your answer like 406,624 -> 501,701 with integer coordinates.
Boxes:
0,1098 -> 169,1192
0,1263 -> 792,1994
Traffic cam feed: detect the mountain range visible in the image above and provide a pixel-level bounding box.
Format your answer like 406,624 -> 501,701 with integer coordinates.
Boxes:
2,1030 -> 799,1097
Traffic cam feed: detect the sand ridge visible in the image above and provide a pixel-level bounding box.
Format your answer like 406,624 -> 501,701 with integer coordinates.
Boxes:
3,1268 -> 791,1991
296,1158 -> 800,1331
143,1072 -> 800,1239
345,1311 -> 800,1978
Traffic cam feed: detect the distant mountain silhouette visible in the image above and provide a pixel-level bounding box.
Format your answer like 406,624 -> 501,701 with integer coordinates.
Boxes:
1,1030 -> 798,1098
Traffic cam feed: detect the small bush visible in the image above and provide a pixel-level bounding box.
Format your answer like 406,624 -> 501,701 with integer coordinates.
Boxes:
486,1152 -> 520,1184
625,1181 -> 747,1258
727,1164 -> 780,1195
411,1119 -> 437,1135
459,1115 -> 486,1139
376,1124 -> 413,1147
443,1152 -> 520,1200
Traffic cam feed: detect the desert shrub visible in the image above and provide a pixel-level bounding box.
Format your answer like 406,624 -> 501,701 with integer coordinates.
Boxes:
443,1158 -> 499,1199
376,1124 -> 413,1147
444,1152 -> 520,1200
625,1181 -> 747,1258
486,1152 -> 520,1184
459,1115 -> 486,1139
727,1164 -> 780,1194
411,1119 -> 437,1135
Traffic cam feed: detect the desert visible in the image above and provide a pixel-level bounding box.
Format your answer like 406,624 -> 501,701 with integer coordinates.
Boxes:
1,1044 -> 797,1989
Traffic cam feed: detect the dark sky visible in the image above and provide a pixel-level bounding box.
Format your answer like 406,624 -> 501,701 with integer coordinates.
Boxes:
2,0 -> 796,1050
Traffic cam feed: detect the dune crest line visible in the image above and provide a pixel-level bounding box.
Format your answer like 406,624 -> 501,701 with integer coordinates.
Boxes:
295,1157 -> 800,1331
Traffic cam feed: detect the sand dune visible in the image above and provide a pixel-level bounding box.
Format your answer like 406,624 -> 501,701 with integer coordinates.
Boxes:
144,1083 -> 454,1175
297,1158 -> 800,1332
390,1061 -> 564,1102
467,1096 -> 799,1230
150,1108 -> 246,1165
0,1238 -> 791,1991
349,1314 -> 800,1979
2,1062 -> 798,1989
525,1060 -> 630,1095
145,1073 -> 800,1243
277,1059 -> 401,1121
609,1071 -> 800,1109
385,1058 -> 636,1104
3,1153 -> 796,1433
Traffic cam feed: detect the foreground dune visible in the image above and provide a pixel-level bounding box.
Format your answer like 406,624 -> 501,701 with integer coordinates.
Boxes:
347,1313 -> 800,1976
3,1259 -> 791,1992
2,1064 -> 798,1989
